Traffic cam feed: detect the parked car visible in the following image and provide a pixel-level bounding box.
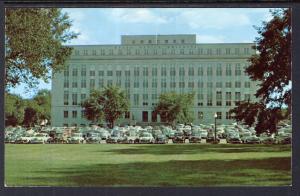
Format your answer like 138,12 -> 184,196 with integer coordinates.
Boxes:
275,135 -> 291,144
154,134 -> 168,144
138,132 -> 155,144
260,137 -> 276,144
86,132 -> 101,144
226,137 -> 242,144
14,133 -> 35,144
243,136 -> 260,144
30,133 -> 51,144
189,132 -> 201,143
172,131 -> 185,143
67,133 -> 85,144
125,131 -> 139,144
106,131 -> 126,144
206,132 -> 220,143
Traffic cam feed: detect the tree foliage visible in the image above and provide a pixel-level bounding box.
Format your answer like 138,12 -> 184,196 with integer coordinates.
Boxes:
5,8 -> 78,89
230,8 -> 291,134
154,92 -> 195,126
81,86 -> 130,128
5,89 -> 51,127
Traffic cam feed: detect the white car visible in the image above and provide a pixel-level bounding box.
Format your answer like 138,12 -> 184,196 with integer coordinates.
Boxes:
138,132 -> 154,144
30,133 -> 51,144
67,133 -> 85,144
200,130 -> 208,139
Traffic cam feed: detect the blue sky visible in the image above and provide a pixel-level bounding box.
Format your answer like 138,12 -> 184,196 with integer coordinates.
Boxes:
9,8 -> 273,98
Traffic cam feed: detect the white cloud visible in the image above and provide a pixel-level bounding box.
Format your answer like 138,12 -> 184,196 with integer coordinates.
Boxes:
176,9 -> 251,30
110,8 -> 168,24
196,35 -> 225,43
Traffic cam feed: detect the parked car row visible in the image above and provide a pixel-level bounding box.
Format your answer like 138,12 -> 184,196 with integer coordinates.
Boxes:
4,122 -> 292,145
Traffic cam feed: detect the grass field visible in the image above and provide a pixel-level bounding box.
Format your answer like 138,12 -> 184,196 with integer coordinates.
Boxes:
5,144 -> 291,187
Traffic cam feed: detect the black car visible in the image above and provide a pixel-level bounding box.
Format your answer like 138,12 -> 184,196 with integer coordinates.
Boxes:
189,132 -> 201,143
172,131 -> 185,143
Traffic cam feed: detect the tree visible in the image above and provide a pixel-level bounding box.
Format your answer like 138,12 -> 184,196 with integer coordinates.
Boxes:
33,89 -> 51,123
153,92 -> 195,126
5,8 -> 78,89
230,9 -> 291,134
82,86 -> 130,128
5,93 -> 25,126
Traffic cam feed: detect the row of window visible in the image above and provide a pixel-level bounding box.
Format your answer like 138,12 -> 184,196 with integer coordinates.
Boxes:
63,91 -> 250,106
64,65 -> 246,77
74,47 -> 251,56
63,79 -> 251,89
63,110 -> 233,121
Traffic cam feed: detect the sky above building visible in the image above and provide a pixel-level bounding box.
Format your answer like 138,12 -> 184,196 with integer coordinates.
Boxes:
9,8 -> 274,98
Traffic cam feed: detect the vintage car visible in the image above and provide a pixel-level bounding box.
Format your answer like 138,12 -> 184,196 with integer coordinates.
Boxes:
99,130 -> 110,140
172,131 -> 185,143
125,131 -> 139,144
106,131 -> 126,144
226,137 -> 242,144
14,133 -> 35,144
243,136 -> 261,144
30,133 -> 51,144
154,134 -> 168,144
189,132 -> 201,143
86,132 -> 101,144
138,132 -> 155,144
67,133 -> 85,144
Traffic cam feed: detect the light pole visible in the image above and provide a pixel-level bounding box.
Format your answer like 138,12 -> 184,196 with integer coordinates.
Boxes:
214,113 -> 217,142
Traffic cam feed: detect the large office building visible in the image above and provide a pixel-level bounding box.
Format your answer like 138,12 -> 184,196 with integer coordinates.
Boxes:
51,34 -> 258,127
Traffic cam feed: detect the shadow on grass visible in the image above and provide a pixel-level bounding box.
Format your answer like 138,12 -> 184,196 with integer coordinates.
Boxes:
102,144 -> 291,155
20,157 -> 291,186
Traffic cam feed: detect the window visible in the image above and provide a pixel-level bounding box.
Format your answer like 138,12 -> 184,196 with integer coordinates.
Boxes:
99,79 -> 104,88
72,68 -> 78,77
81,94 -> 86,102
64,68 -> 69,77
161,78 -> 167,88
244,48 -> 250,54
134,79 -> 139,88
198,81 -> 203,88
64,79 -> 69,88
235,92 -> 241,105
198,67 -> 203,76
107,80 -> 113,87
152,111 -> 157,122
152,67 -> 157,76
207,66 -> 213,76
188,67 -> 194,76
165,40 -> 168,44
226,92 -> 231,106
64,111 -> 68,118
216,91 -> 222,106
125,70 -> 130,77
132,40 -> 135,44
125,112 -> 130,119
216,48 -> 221,55
90,70 -> 95,76
143,67 -> 148,76
226,48 -> 230,55
107,70 -> 113,76
75,50 -> 80,56
235,81 -> 241,88
116,79 -> 121,87
81,67 -> 86,76
170,82 -> 176,88
98,70 -> 104,76
188,82 -> 194,88
235,63 -> 241,76
143,80 -> 148,88
72,81 -> 77,88
152,79 -> 157,88
180,49 -> 184,54
226,64 -> 232,76
81,79 -> 86,88
140,40 -> 144,44
179,67 -> 185,76
152,94 -> 157,101
148,40 -> 152,44
173,40 -> 176,43
72,111 -> 77,118
143,94 -> 148,106
90,79 -> 95,88
216,112 -> 222,119
216,64 -> 222,76
226,82 -> 231,88
134,67 -> 139,76
198,112 -> 204,119
244,94 -> 251,101
64,91 -> 68,105
72,93 -> 77,105
125,80 -> 130,88
134,94 -> 139,106
207,93 -> 213,106
207,49 -> 212,55
207,82 -> 213,88
245,81 -> 251,88
170,67 -> 176,76
179,82 -> 185,88
235,48 -> 240,55
161,67 -> 167,76
181,39 -> 185,43
83,50 -> 88,55
116,70 -> 122,77
216,82 -> 222,88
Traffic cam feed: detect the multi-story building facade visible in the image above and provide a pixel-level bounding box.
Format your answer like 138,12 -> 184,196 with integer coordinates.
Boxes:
51,34 -> 258,127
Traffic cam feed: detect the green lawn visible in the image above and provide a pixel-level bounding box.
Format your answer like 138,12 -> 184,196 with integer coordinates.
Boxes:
5,144 -> 291,187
